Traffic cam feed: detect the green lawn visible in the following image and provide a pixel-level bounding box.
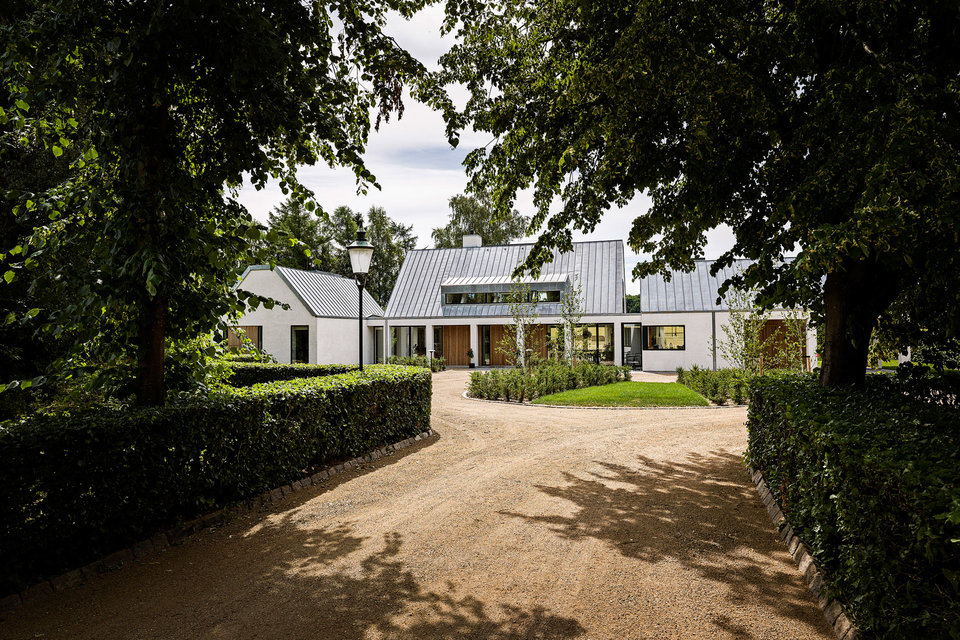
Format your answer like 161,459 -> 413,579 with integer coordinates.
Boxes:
532,381 -> 710,407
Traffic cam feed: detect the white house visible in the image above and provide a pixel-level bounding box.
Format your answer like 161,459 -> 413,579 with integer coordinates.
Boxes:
229,265 -> 382,365
371,238 -> 815,371
371,236 -> 630,367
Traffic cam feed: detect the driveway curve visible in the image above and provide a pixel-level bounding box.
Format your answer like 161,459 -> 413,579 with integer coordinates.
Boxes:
0,370 -> 833,640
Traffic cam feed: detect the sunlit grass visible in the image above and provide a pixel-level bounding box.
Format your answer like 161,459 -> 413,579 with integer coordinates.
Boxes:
533,381 -> 710,407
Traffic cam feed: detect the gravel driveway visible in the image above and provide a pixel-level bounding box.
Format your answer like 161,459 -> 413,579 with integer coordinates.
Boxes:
0,370 -> 833,639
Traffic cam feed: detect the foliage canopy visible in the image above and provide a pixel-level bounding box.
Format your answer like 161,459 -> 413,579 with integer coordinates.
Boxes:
1,0 -> 436,403
440,0 -> 960,385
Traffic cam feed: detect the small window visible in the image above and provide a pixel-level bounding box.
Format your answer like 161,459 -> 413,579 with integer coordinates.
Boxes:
444,293 -> 464,305
643,326 -> 685,350
291,326 -> 310,363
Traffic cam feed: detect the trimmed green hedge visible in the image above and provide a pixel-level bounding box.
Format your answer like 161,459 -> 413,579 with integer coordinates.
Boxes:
468,361 -> 632,402
0,365 -> 430,595
387,355 -> 446,372
746,373 -> 960,638
676,365 -> 752,405
225,362 -> 358,386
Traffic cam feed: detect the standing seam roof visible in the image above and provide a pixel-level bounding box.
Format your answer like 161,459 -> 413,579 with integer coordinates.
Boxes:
385,240 -> 625,319
267,266 -> 384,318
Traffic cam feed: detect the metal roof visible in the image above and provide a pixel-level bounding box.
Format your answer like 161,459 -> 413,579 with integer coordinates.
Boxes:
385,240 -> 625,319
639,259 -> 757,312
240,265 -> 384,318
441,273 -> 570,287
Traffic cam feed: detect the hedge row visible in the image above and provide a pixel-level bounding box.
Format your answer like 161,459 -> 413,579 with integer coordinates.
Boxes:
676,366 -> 752,405
468,361 -> 632,402
0,365 -> 431,595
386,355 -> 446,372
225,361 -> 358,386
746,373 -> 960,638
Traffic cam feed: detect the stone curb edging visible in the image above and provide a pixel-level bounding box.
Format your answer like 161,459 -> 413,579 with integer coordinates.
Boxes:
0,429 -> 436,615
747,466 -> 862,640
461,391 -> 746,410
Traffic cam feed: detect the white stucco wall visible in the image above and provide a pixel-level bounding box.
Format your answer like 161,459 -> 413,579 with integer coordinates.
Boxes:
314,317 -> 378,365
638,310 -> 816,372
639,312 -> 718,371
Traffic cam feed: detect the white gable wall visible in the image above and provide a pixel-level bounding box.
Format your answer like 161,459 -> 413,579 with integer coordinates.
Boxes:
234,269 -> 317,364
234,269 -> 377,365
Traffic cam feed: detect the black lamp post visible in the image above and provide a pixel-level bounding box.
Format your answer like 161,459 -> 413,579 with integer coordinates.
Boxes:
347,225 -> 374,372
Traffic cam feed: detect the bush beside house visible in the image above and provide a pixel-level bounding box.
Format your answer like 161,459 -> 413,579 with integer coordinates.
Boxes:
0,365 -> 431,595
746,372 -> 960,638
676,366 -> 752,405
468,361 -> 631,402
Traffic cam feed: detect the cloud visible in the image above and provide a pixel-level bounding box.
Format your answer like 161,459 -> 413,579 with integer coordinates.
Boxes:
236,8 -> 738,296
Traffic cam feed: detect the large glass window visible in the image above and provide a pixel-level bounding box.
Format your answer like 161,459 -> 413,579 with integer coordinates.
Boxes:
574,323 -> 615,363
643,325 -> 685,350
391,326 -> 427,357
433,326 -> 443,358
622,323 -> 643,368
374,327 -> 384,363
442,289 -> 563,305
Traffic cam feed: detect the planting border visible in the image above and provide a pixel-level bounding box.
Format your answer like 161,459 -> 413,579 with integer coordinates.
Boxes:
461,391 -> 746,410
747,466 -> 862,640
0,429 -> 436,614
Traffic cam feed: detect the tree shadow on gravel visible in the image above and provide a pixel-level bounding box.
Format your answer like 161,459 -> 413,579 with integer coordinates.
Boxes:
225,517 -> 586,640
1,432 -> 583,640
499,450 -> 831,639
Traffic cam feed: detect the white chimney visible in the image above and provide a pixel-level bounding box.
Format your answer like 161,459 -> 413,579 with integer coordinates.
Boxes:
462,234 -> 482,248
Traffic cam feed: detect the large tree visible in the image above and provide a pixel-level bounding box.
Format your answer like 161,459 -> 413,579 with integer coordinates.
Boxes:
264,197 -> 335,272
440,0 -> 960,386
325,205 -> 417,305
1,0 -> 431,404
432,193 -> 530,248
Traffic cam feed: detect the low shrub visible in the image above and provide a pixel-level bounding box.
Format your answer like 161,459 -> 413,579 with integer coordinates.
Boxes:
225,362 -> 357,386
0,365 -> 430,595
677,366 -> 753,405
467,361 -> 629,402
747,373 -> 960,638
386,355 -> 446,372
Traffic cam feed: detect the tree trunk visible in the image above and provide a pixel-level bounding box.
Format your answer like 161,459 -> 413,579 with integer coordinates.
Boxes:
819,258 -> 899,387
136,295 -> 168,406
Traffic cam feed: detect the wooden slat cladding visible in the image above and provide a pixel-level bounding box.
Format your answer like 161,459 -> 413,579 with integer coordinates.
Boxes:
227,325 -> 261,350
760,319 -> 807,369
442,325 -> 471,366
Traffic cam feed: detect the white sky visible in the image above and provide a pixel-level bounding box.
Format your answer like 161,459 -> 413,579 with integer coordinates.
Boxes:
236,5 -> 735,294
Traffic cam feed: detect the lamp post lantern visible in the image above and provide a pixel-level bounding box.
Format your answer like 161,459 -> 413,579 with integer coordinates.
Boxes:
347,224 -> 374,372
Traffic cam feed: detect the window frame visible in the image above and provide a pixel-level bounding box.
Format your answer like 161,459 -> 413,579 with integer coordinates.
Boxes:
642,325 -> 686,351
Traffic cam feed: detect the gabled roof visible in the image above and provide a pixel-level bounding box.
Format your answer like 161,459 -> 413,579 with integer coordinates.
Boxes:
385,240 -> 625,318
240,265 -> 384,318
639,259 -> 763,312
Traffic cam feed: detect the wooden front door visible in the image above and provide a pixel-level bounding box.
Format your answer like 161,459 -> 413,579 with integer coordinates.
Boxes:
442,325 -> 471,366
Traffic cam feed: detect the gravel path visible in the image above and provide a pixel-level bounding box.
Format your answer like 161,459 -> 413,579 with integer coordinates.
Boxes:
0,370 -> 833,640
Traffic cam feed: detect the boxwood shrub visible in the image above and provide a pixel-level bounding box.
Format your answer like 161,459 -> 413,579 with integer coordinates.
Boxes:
468,361 -> 631,402
0,365 -> 430,595
225,362 -> 358,386
746,372 -> 960,638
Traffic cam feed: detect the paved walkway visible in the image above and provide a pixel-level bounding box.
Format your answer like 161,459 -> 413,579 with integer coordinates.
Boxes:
0,371 -> 832,639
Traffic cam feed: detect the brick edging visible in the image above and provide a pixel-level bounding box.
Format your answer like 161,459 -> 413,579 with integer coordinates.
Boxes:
0,429 -> 436,615
747,466 -> 862,640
